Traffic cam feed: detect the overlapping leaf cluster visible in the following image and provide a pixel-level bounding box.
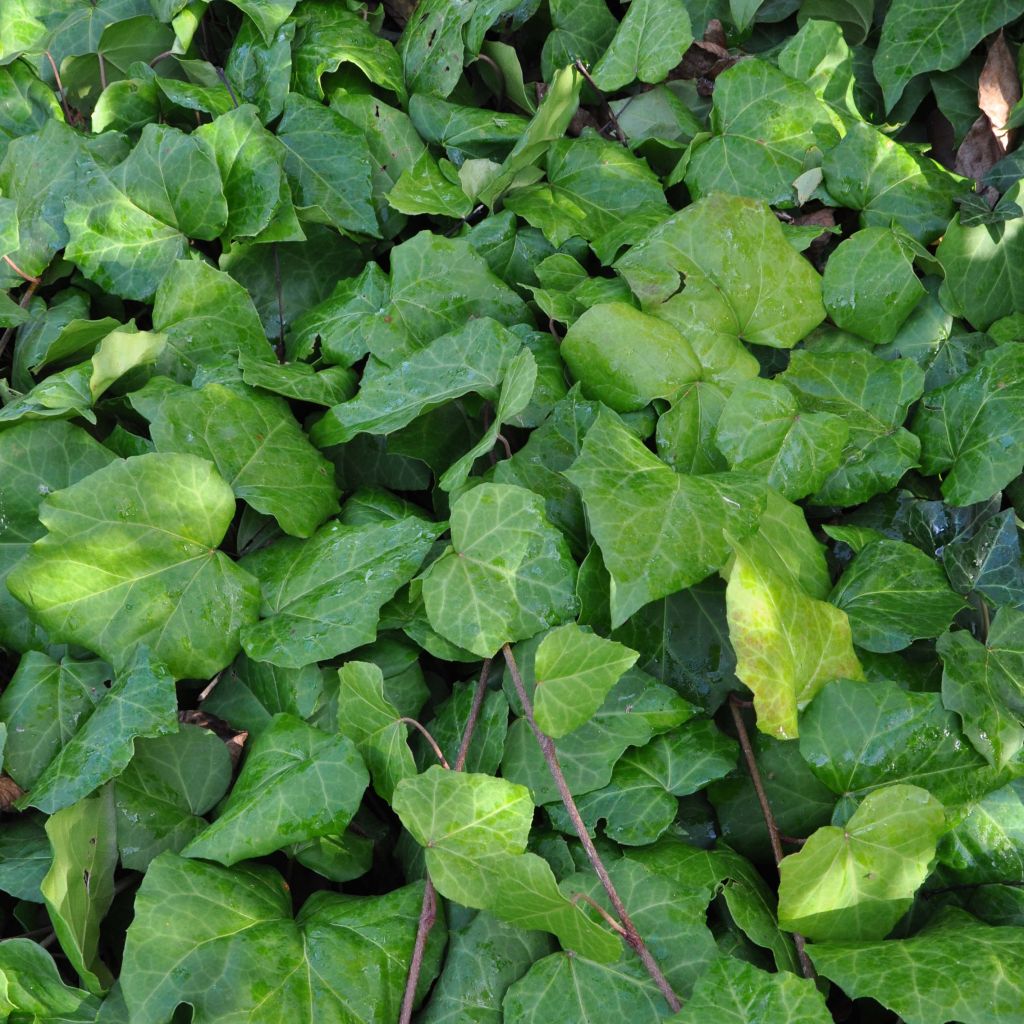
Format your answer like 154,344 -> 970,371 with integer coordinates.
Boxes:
3,0 -> 1024,1021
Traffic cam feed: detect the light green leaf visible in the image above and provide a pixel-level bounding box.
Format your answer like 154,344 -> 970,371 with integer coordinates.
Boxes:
591,0 -> 693,91
655,381 -> 729,475
114,725 -> 233,871
782,348 -> 925,506
913,345 -> 1024,505
195,104 -> 288,242
291,3 -> 404,101
504,134 -> 671,262
616,192 -> 825,350
799,678 -> 1011,806
478,65 -> 583,207
40,789 -> 118,994
566,407 -> 766,627
131,379 -> 338,538
239,351 -> 355,407
670,957 -> 831,1023
808,907 -> 1024,1024
387,150 -> 473,219
121,853 -> 438,1024
0,938 -> 101,1022
225,17 -> 294,123
276,92 -> 378,237
821,121 -> 967,244
393,765 -> 620,961
22,650 -> 178,815
874,0 -> 1024,110
532,623 -> 638,738
938,610 -> 1024,770
114,122 -> 228,240
420,483 -> 579,658
240,515 -> 441,668
183,713 -> 366,865
310,319 -> 520,447
716,378 -> 849,501
419,911 -> 554,1024
226,0 -> 296,44
726,540 -> 864,740
64,165 -> 188,303
936,183 -> 1024,330
7,452 -> 260,679
561,302 -> 700,413
778,783 -> 945,941
0,421 -> 117,653
822,228 -> 926,344
684,60 -> 839,204
152,259 -> 274,382
335,661 -> 415,802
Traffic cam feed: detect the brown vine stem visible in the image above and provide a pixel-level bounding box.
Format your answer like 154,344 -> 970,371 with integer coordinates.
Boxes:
728,693 -> 816,980
44,51 -> 74,125
573,60 -> 628,147
398,719 -> 450,769
502,643 -> 682,1013
2,255 -> 40,284
398,658 -> 492,1024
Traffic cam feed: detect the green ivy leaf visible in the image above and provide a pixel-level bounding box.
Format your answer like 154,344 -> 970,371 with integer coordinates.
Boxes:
8,453 -> 260,679
0,939 -> 101,1021
310,318 -> 520,446
715,378 -> 849,501
783,347 -> 925,506
420,483 -> 579,658
121,853 -> 439,1023
566,407 -> 766,627
561,302 -> 700,413
799,678 -> 1012,805
808,907 -> 1024,1024
726,540 -> 864,740
822,228 -> 926,344
684,60 -> 838,204
616,192 -> 825,350
276,92 -> 379,237
913,345 -> 1024,505
240,514 -> 441,667
131,379 -> 339,538
591,0 -> 693,92
182,713 -> 367,866
21,649 -> 178,815
393,765 -> 620,961
40,788 -> 118,994
777,783 -> 945,941
938,610 -> 1024,769
874,0 -> 1024,110
670,957 -> 831,1023
821,121 -> 967,244
114,725 -> 233,871
532,623 -> 638,738
335,661 -> 416,802
829,538 -> 967,652
0,421 -> 117,653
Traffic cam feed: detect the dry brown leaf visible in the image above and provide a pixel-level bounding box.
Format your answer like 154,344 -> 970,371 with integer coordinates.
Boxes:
979,30 -> 1020,146
0,774 -> 23,811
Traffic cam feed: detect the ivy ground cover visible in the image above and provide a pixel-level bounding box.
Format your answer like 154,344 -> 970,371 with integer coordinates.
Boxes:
5,0 -> 1024,1021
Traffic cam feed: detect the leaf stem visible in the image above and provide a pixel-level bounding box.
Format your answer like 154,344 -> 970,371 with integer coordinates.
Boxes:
728,693 -> 816,980
44,51 -> 74,125
573,60 -> 628,147
398,718 -> 450,769
2,255 -> 40,284
0,277 -> 40,363
272,243 -> 286,362
399,657 -> 493,1023
502,642 -> 681,1013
